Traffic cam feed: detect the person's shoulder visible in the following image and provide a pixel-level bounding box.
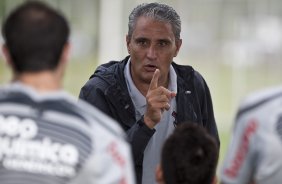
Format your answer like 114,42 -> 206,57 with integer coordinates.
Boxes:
0,83 -> 41,103
83,57 -> 128,88
94,61 -> 120,75
76,98 -> 126,138
172,62 -> 207,81
236,85 -> 282,120
91,56 -> 129,78
240,86 -> 282,109
0,84 -> 12,98
172,62 -> 194,74
48,92 -> 126,140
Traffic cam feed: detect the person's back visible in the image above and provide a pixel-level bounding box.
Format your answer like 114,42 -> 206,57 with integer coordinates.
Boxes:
221,86 -> 282,184
156,123 -> 219,184
0,83 -> 134,184
0,1 -> 135,184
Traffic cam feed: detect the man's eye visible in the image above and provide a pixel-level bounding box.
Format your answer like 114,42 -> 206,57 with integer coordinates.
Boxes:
159,41 -> 169,47
137,40 -> 147,46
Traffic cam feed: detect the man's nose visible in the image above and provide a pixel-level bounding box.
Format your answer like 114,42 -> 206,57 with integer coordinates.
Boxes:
147,45 -> 157,59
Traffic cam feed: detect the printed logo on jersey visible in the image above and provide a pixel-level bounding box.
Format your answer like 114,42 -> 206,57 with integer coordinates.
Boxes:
224,119 -> 258,178
0,115 -> 79,177
107,141 -> 128,184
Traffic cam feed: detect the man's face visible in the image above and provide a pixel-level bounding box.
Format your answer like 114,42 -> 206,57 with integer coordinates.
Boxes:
126,16 -> 182,87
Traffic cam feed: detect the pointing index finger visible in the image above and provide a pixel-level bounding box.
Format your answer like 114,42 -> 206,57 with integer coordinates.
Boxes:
149,69 -> 160,90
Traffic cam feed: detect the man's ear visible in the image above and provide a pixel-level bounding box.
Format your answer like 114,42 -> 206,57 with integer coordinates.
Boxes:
174,38 -> 182,57
126,35 -> 131,54
155,164 -> 165,184
212,175 -> 218,184
60,42 -> 71,65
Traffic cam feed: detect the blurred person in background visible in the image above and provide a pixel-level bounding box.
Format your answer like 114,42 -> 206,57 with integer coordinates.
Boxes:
220,86 -> 282,184
80,2 -> 219,184
156,123 -> 219,184
0,1 -> 135,184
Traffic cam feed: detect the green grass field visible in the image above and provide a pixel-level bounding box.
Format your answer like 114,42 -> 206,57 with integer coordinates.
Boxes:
1,56 -> 281,176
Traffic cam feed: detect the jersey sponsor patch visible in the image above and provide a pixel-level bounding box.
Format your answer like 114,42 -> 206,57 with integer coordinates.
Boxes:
0,114 -> 79,177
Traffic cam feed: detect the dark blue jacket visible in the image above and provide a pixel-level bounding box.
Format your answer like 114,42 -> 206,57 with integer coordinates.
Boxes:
79,56 -> 220,184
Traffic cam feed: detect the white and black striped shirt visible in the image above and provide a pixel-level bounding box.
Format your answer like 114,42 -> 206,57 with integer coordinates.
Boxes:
0,82 -> 135,184
221,86 -> 282,184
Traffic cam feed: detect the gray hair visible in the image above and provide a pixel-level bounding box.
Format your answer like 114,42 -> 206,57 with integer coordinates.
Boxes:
128,3 -> 181,40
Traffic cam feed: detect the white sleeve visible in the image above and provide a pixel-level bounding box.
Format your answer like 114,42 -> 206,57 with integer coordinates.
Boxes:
220,115 -> 259,184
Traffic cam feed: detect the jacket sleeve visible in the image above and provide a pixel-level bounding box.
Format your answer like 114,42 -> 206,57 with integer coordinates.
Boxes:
194,71 -> 220,146
126,117 -> 155,183
127,117 -> 155,165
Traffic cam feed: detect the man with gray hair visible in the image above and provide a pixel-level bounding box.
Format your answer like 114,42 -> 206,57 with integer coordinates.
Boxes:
80,2 -> 219,184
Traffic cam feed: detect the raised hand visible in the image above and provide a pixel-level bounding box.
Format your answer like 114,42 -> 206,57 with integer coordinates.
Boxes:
144,69 -> 176,129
